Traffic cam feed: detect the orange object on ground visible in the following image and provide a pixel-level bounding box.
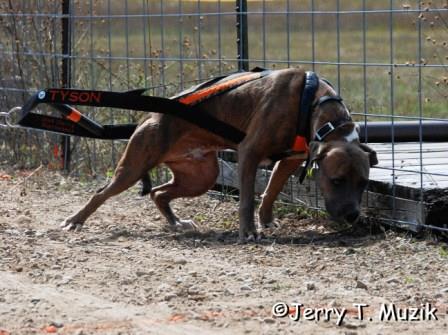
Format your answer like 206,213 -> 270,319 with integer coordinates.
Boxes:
0,174 -> 12,181
168,313 -> 187,322
44,325 -> 58,333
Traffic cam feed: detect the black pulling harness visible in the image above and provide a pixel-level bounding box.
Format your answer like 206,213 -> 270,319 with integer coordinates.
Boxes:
302,72 -> 352,143
295,71 -> 353,183
12,68 -> 272,143
18,86 -> 248,144
3,69 -> 351,182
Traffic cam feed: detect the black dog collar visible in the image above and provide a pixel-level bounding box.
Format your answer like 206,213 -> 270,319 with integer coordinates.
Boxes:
298,93 -> 353,183
312,95 -> 343,108
314,118 -> 352,142
315,122 -> 335,141
313,94 -> 351,141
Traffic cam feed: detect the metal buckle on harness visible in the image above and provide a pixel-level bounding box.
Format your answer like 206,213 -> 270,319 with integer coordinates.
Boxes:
315,122 -> 335,141
0,107 -> 22,128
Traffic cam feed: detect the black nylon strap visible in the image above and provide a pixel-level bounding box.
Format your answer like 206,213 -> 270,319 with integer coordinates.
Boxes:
18,112 -> 137,139
19,69 -> 273,143
23,88 -> 246,143
267,71 -> 319,173
297,71 -> 320,141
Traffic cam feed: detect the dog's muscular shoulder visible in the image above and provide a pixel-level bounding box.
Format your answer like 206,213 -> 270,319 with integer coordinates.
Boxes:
198,68 -> 307,155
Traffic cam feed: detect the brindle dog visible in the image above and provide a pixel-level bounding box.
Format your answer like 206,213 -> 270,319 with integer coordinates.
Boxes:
61,68 -> 377,242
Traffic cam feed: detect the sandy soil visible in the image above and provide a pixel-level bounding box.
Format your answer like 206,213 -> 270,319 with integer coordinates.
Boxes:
0,167 -> 447,335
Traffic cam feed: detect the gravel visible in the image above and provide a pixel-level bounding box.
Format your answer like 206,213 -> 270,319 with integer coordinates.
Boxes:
0,167 -> 447,334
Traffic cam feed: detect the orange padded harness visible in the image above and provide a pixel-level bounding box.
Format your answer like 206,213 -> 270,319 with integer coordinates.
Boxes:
177,70 -> 310,155
178,71 -> 265,106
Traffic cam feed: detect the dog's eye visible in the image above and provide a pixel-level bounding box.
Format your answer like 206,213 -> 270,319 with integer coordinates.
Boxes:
331,177 -> 345,186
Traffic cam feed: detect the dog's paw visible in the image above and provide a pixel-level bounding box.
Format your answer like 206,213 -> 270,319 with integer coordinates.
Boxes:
261,220 -> 280,230
238,231 -> 262,244
257,211 -> 280,230
171,219 -> 198,232
60,219 -> 83,232
247,232 -> 262,242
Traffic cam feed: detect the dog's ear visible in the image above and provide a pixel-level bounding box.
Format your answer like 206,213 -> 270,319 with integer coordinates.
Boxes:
359,143 -> 378,167
308,141 -> 328,163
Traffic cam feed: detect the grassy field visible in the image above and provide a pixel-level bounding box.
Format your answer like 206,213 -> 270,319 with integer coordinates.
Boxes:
1,0 -> 447,171
2,0 -> 446,119
65,0 -> 448,120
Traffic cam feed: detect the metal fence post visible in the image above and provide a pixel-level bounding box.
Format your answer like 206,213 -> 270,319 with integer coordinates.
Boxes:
236,0 -> 249,71
61,0 -> 72,171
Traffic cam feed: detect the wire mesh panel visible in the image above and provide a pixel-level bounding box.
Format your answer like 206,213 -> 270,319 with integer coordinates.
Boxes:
0,1 -> 447,230
0,0 -> 239,174
241,0 -> 448,231
0,2 -> 63,168
63,0 -> 250,180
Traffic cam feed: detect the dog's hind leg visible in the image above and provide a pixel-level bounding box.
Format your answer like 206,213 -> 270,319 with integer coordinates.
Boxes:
61,171 -> 145,231
150,152 -> 219,231
60,131 -> 159,231
258,158 -> 303,228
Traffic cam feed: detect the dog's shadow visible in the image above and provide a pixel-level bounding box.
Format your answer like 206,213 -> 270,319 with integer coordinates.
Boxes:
185,224 -> 384,248
93,220 -> 386,249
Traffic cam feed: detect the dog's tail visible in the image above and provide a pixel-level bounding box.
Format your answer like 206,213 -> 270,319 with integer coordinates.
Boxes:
139,173 -> 152,196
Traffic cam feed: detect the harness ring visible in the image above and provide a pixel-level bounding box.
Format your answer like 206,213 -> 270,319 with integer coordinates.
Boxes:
0,112 -> 10,128
1,107 -> 22,128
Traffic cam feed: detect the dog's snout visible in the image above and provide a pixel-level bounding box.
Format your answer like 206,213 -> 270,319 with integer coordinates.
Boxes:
344,210 -> 360,224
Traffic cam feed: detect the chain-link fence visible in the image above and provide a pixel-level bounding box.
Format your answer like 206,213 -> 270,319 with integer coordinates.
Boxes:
1,1 -> 447,230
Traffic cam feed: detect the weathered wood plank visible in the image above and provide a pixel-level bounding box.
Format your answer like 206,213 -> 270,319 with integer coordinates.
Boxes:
369,142 -> 448,191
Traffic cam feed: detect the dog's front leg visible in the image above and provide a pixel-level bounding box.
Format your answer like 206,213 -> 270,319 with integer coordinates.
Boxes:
258,158 -> 303,228
238,149 -> 262,243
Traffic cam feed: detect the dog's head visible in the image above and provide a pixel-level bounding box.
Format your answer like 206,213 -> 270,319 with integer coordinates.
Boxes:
308,140 -> 378,224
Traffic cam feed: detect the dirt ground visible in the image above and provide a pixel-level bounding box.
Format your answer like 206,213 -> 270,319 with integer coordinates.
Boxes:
0,167 -> 447,335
